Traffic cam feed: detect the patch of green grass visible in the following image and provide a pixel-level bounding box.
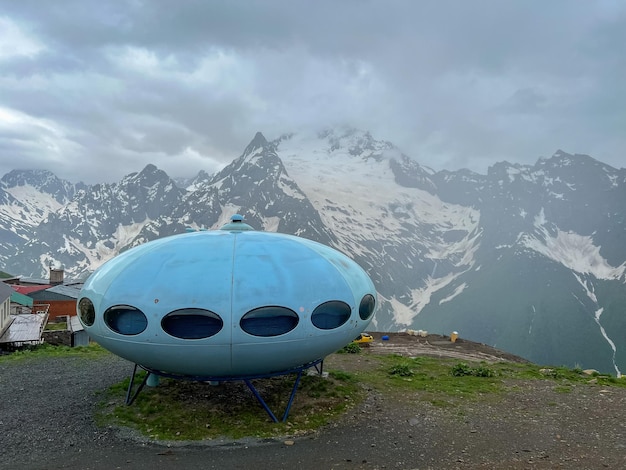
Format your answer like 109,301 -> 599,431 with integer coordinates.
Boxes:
498,363 -> 626,388
0,342 -> 108,362
97,369 -> 363,441
351,355 -> 626,410
44,322 -> 68,331
354,355 -> 503,402
429,398 -> 454,408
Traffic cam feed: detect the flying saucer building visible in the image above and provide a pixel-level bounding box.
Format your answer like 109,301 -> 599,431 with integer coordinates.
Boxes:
77,215 -> 377,382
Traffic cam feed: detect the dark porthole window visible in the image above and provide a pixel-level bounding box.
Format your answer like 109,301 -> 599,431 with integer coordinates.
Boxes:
78,297 -> 95,326
240,307 -> 299,337
104,305 -> 148,335
359,294 -> 376,320
311,301 -> 351,330
162,309 -> 223,339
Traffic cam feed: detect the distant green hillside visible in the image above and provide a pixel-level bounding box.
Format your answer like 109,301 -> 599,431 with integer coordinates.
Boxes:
0,271 -> 14,278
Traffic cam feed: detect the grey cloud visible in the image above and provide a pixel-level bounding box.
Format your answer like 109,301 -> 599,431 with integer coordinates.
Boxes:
0,0 -> 624,182
500,88 -> 548,114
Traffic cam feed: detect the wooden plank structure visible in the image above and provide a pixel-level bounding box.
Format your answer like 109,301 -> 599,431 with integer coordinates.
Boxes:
0,313 -> 48,348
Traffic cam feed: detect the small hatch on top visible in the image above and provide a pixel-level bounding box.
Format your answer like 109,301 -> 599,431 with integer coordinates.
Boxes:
220,214 -> 255,231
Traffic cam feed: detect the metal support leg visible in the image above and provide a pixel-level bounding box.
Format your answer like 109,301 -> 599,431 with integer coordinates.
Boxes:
281,369 -> 304,422
244,379 -> 279,422
125,364 -> 150,405
244,370 -> 305,423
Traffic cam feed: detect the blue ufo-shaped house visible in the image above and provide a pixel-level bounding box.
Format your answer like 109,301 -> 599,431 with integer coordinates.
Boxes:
77,215 -> 376,380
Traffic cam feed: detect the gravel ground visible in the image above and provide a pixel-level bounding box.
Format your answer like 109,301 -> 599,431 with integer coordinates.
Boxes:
2,345 -> 626,470
0,354 -> 130,469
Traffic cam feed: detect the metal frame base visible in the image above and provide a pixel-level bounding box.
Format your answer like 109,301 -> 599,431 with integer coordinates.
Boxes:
124,359 -> 325,422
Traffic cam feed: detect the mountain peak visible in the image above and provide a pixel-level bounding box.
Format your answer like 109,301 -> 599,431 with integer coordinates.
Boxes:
552,149 -> 570,158
243,132 -> 268,157
119,164 -> 173,190
0,168 -> 77,204
1,169 -> 58,189
540,150 -> 607,171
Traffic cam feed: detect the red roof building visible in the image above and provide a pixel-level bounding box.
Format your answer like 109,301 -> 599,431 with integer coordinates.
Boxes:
11,285 -> 52,295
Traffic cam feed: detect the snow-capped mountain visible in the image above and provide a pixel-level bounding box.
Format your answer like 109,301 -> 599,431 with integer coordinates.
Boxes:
276,130 -> 481,329
0,165 -> 184,277
415,150 -> 626,376
0,170 -> 86,268
1,129 -> 625,374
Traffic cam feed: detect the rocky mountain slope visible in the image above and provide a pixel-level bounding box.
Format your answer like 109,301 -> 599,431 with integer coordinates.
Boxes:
1,129 -> 624,374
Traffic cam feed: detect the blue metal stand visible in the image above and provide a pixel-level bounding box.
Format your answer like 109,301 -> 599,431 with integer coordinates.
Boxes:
124,358 -> 325,422
125,363 -> 150,405
243,370 -> 303,423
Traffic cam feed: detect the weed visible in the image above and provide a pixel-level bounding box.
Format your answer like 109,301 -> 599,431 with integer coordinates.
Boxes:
338,343 -> 361,354
389,363 -> 415,377
450,362 -> 495,377
472,365 -> 496,378
450,362 -> 473,377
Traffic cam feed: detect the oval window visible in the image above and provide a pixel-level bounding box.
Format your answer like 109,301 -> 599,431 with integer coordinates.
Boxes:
240,306 -> 299,337
78,297 -> 95,326
162,309 -> 223,339
104,305 -> 148,335
311,301 -> 351,330
359,294 -> 376,320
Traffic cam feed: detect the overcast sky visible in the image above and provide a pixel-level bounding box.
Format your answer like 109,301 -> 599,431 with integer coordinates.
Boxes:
0,0 -> 624,184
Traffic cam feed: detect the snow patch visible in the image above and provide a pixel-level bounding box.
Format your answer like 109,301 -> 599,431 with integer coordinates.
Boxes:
573,273 -> 598,303
385,296 -> 419,327
263,216 -> 281,232
593,312 -> 622,377
392,273 -> 459,325
439,283 -> 467,305
595,307 -> 603,322
2,184 -> 64,226
212,204 -> 242,229
528,304 -> 537,335
522,209 -> 625,280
